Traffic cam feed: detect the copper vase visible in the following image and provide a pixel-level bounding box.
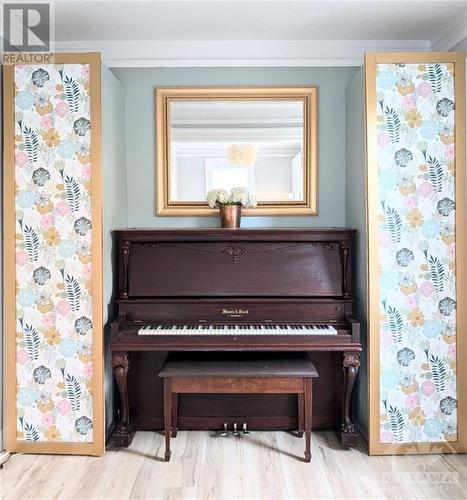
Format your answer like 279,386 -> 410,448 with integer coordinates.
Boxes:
219,204 -> 241,229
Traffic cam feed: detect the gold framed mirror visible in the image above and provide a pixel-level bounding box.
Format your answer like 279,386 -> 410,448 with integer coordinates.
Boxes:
155,86 -> 318,216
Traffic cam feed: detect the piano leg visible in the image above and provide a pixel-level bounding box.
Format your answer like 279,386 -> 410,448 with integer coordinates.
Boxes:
112,351 -> 134,447
340,351 -> 361,449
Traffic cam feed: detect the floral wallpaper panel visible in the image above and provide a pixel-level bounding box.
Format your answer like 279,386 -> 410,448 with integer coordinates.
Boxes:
14,64 -> 94,443
376,62 -> 457,443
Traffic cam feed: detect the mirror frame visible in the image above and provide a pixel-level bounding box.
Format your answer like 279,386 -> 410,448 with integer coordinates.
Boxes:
155,86 -> 318,216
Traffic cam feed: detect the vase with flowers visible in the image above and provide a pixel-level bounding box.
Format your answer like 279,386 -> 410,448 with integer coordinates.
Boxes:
207,187 -> 257,228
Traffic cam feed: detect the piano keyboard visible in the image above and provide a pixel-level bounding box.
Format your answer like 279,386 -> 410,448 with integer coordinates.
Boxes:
138,324 -> 337,336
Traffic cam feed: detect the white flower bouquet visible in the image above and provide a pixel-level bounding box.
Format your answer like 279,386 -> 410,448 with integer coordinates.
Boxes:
207,187 -> 257,208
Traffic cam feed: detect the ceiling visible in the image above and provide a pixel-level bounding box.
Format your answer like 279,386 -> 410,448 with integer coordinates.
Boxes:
53,0 -> 467,66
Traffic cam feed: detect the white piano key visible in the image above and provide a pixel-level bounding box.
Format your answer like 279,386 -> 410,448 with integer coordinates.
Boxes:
138,324 -> 338,336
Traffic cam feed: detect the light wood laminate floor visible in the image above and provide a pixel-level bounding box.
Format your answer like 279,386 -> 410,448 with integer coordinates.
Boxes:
1,431 -> 466,499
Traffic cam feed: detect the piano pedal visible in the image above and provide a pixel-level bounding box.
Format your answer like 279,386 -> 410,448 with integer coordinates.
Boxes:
219,422 -> 229,437
242,422 -> 250,435
232,422 -> 240,437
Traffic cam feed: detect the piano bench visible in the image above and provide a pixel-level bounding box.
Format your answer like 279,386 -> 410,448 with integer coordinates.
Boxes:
158,352 -> 318,463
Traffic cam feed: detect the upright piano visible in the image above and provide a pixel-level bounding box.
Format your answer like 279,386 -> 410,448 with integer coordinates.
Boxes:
110,229 -> 361,448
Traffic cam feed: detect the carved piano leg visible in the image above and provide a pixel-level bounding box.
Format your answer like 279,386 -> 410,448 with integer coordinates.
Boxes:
112,351 -> 135,447
340,352 -> 360,449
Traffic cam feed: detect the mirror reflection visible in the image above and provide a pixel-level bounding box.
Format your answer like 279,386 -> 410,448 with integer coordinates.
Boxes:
169,100 -> 304,203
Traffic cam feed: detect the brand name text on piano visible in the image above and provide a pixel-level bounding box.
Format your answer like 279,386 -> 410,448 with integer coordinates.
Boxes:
222,308 -> 249,317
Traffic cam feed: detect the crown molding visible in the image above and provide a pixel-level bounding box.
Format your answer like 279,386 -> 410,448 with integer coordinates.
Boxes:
430,16 -> 467,51
54,40 -> 431,67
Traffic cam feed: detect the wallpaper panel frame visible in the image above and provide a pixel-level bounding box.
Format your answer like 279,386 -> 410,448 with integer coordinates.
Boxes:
366,52 -> 466,455
3,53 -> 104,455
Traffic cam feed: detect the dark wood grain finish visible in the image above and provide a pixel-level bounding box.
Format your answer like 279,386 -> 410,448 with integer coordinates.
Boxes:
118,298 -> 351,322
115,228 -> 355,242
341,351 -> 361,448
160,353 -> 317,462
120,240 -> 130,299
112,352 -> 131,442
110,229 -> 362,449
340,240 -> 351,298
128,241 -> 343,297
129,351 -> 337,433
163,378 -> 172,461
304,378 -> 313,461
116,229 -> 354,299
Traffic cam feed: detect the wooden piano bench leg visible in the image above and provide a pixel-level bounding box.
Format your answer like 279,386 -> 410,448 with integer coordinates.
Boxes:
304,378 -> 313,462
171,393 -> 178,438
163,378 -> 172,462
297,393 -> 304,438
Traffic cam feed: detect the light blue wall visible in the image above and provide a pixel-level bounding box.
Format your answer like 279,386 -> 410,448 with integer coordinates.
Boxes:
111,67 -> 357,228
102,64 -> 127,437
345,67 -> 368,440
